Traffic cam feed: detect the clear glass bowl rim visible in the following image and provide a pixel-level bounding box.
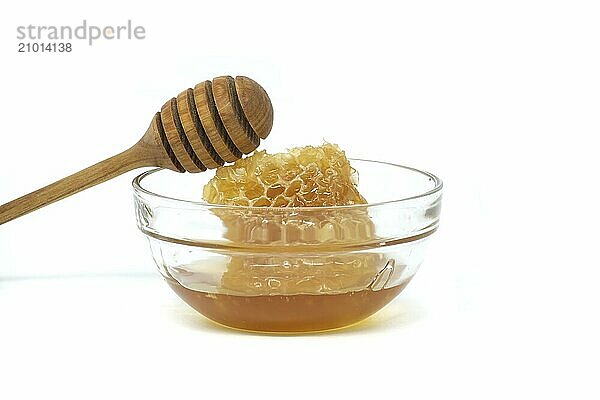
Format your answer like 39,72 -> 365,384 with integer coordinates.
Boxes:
132,158 -> 443,211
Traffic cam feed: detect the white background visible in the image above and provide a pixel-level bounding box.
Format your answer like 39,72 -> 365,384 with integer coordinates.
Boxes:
1,0 -> 599,398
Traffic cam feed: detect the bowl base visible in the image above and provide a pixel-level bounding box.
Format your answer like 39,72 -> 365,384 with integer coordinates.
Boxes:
165,277 -> 411,333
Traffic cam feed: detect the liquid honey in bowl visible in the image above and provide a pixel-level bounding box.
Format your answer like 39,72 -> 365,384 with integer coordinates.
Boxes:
166,277 -> 410,333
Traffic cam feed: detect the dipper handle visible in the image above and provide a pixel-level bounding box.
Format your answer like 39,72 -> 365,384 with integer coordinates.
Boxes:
0,148 -> 143,224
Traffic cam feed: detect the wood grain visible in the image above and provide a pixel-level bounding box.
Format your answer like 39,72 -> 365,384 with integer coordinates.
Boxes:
235,76 -> 273,140
176,89 -> 222,169
212,76 -> 260,154
193,81 -> 241,162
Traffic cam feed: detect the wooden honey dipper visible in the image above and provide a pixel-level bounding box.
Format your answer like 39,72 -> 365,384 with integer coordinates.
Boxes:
0,75 -> 273,225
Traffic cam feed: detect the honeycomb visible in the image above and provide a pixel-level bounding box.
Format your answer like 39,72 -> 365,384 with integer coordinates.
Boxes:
202,143 -> 367,207
220,253 -> 384,296
203,143 -> 383,296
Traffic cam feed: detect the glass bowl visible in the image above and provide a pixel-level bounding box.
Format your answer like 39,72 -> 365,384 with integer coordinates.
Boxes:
132,159 -> 442,333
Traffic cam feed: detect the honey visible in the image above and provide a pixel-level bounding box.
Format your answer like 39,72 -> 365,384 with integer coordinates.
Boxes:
166,276 -> 410,332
